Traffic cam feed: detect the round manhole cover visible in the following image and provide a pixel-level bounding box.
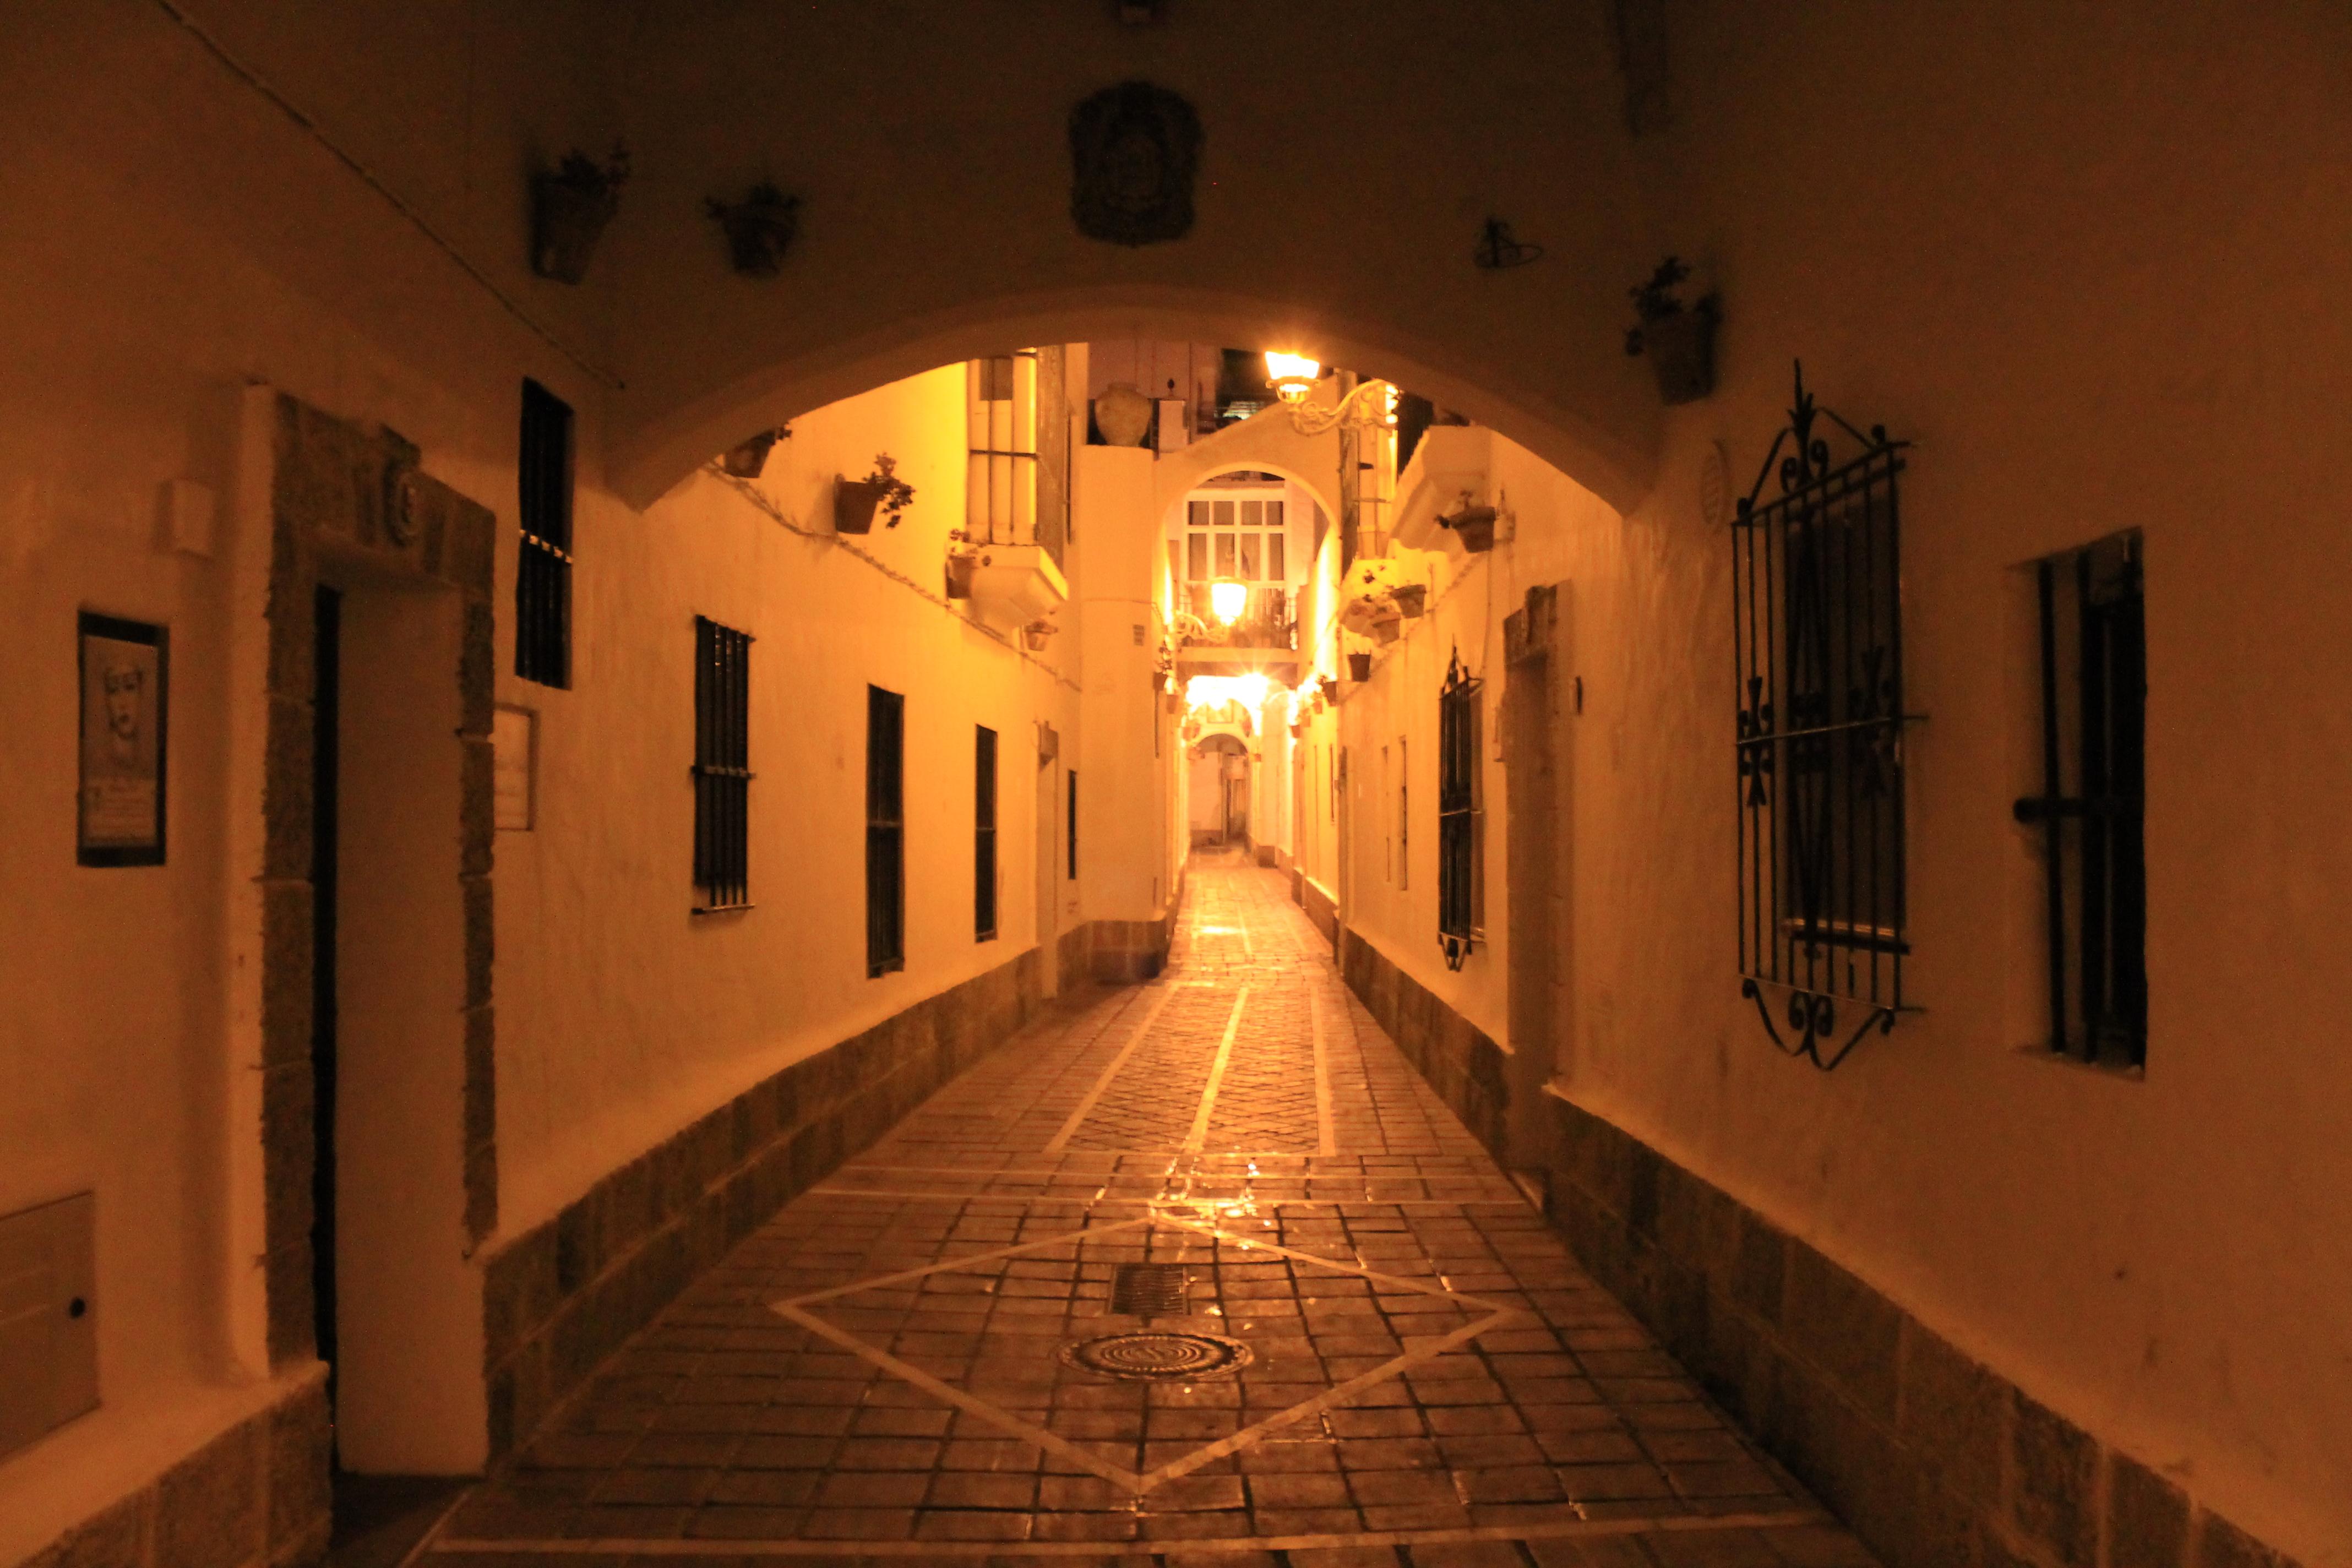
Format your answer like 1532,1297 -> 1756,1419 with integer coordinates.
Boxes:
1060,1331 -> 1254,1382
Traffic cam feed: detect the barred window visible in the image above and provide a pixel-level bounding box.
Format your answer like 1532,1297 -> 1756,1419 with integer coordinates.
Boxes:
1438,652 -> 1482,970
1733,366 -> 1917,1068
867,686 -> 905,976
692,618 -> 752,912
515,379 -> 573,688
974,725 -> 999,941
2015,531 -> 2146,1069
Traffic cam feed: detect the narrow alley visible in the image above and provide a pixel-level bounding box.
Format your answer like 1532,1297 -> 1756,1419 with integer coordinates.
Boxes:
420,854 -> 1869,1567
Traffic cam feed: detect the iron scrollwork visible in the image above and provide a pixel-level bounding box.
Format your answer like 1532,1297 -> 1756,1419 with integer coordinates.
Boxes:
1732,363 -> 1919,1069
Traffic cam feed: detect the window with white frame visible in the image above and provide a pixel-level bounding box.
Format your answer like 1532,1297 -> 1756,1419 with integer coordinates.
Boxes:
968,353 -> 1037,547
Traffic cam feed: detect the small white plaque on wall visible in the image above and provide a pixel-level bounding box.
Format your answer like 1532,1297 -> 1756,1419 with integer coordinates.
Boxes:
493,705 -> 536,831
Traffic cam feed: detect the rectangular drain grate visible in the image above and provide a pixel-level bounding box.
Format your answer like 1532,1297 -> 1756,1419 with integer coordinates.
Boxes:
1110,1263 -> 1189,1316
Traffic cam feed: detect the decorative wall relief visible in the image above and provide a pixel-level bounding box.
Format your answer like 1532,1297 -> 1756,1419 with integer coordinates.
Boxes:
1069,82 -> 1201,246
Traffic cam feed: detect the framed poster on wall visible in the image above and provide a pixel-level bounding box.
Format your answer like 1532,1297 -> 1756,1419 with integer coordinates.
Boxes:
77,612 -> 168,866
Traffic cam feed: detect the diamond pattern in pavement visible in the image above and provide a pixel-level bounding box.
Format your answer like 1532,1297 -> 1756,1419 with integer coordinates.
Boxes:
427,850 -> 1879,1566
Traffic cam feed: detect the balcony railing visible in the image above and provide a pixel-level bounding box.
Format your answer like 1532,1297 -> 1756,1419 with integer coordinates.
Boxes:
1182,583 -> 1294,651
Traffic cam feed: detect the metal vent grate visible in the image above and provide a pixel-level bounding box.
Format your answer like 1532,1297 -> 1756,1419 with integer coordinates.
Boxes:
1062,1331 -> 1251,1382
1109,1263 -> 1189,1316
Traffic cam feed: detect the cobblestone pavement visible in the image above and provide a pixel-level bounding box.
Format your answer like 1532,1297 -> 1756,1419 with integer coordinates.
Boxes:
427,852 -> 1876,1567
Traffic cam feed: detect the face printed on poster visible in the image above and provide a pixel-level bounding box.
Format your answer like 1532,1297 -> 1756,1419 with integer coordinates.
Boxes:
79,618 -> 166,861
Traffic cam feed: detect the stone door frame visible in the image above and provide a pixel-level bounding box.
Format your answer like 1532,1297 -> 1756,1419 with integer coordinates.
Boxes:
249,391 -> 498,1374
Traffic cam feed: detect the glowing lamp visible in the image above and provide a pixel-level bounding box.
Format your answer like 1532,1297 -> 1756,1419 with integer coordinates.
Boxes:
1264,351 -> 1320,404
1210,580 -> 1249,624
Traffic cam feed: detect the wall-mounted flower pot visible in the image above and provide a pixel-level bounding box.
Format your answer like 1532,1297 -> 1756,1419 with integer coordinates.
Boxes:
836,478 -> 890,534
720,429 -> 785,478
1638,308 -> 1718,405
707,184 -> 801,277
533,176 -> 620,286
1393,584 -> 1428,618
1164,693 -> 1181,715
1369,617 -> 1402,646
1319,676 -> 1340,704
1441,505 -> 1498,553
944,552 -> 976,598
1347,652 -> 1374,682
1022,621 -> 1057,652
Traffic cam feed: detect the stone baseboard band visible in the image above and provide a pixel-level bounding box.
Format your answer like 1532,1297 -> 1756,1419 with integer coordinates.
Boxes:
1333,923 -> 2303,1568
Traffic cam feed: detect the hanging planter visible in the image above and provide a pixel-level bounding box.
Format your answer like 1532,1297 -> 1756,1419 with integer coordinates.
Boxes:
1393,584 -> 1428,618
944,549 -> 976,598
1440,503 -> 1498,553
1625,255 -> 1722,406
530,146 -> 629,284
719,427 -> 787,478
835,454 -> 914,535
1347,651 -> 1374,682
707,183 -> 801,276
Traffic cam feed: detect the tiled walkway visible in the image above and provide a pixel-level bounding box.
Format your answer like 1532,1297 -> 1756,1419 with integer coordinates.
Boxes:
427,853 -> 1875,1567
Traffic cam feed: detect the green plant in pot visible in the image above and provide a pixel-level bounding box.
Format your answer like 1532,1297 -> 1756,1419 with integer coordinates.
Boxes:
836,454 -> 915,535
1624,255 -> 1722,405
531,145 -> 630,284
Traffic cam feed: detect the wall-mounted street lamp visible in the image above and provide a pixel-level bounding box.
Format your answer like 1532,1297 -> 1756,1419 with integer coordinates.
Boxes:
1262,350 -> 1398,435
1264,352 -> 1321,404
1209,579 -> 1249,624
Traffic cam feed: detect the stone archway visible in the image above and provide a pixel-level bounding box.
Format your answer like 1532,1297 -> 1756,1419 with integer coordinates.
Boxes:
608,290 -> 1658,519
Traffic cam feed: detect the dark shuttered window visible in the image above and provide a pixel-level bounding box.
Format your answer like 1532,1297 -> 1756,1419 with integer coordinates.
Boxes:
867,686 -> 906,976
515,379 -> 574,688
2015,531 -> 2147,1069
692,617 -> 752,912
975,726 -> 999,940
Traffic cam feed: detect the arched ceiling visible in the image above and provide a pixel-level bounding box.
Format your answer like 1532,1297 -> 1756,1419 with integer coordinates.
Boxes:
591,3 -> 1665,514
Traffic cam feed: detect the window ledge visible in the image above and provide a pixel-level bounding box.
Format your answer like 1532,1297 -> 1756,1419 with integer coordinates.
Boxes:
2013,1041 -> 2145,1082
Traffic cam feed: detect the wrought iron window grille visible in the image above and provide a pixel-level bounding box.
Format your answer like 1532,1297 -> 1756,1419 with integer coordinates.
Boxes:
691,617 -> 753,913
2013,531 -> 2147,1070
1438,646 -> 1483,972
867,686 -> 906,977
515,379 -> 574,688
1733,363 -> 1921,1069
